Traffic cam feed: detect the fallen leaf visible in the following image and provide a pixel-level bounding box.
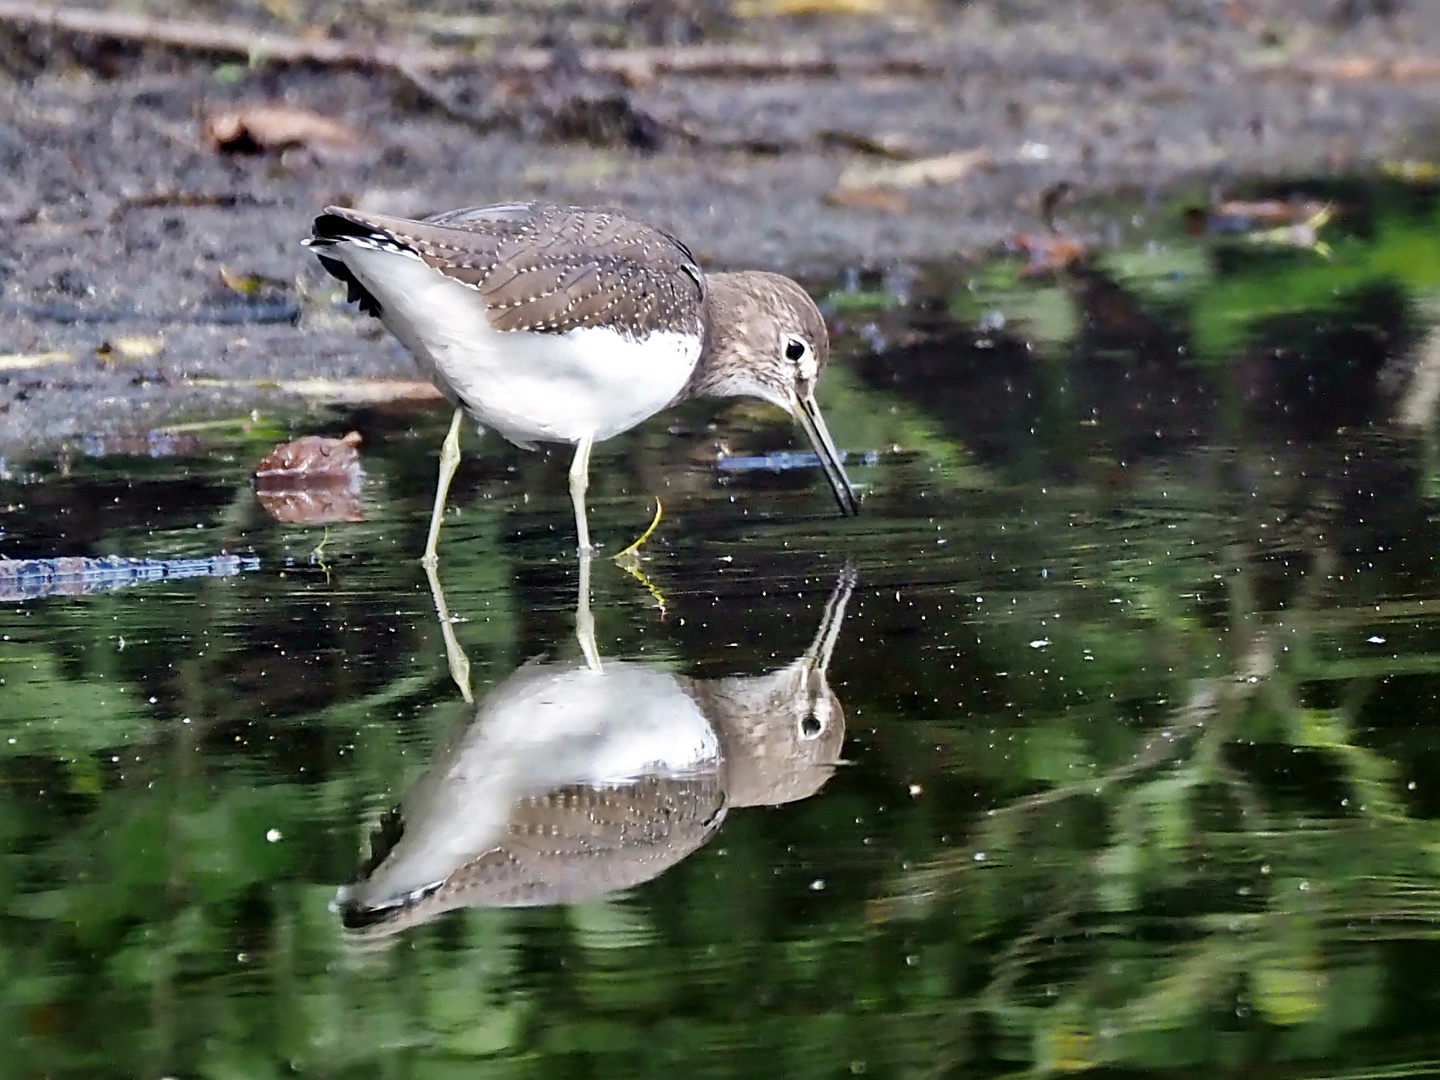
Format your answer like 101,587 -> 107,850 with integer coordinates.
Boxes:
1013,233 -> 1089,275
203,105 -> 366,156
834,148 -> 990,192
255,431 -> 365,523
0,351 -> 73,371
95,335 -> 162,364
255,431 -> 363,481
219,265 -> 288,297
823,187 -> 909,213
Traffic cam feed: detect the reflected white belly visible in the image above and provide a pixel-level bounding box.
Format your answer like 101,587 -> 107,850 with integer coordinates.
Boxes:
351,661 -> 720,908
338,245 -> 702,446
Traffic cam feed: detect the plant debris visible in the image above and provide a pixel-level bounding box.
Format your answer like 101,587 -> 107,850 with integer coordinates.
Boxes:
823,187 -> 910,213
94,335 -> 163,364
202,104 -> 367,159
255,430 -> 363,482
830,148 -> 991,201
1184,198 -> 1334,236
1183,200 -> 1337,257
218,266 -> 289,299
1012,233 -> 1090,276
0,351 -> 74,371
254,430 -> 365,524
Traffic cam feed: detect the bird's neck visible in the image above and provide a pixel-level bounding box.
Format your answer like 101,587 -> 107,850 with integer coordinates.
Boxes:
681,272 -> 762,401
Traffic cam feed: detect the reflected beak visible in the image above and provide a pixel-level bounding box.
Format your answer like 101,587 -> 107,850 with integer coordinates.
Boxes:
792,390 -> 861,517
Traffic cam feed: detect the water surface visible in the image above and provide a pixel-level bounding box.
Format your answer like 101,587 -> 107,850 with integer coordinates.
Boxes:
5,178 -> 1440,1078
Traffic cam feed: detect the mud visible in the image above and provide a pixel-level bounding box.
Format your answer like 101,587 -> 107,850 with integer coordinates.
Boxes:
3,0 -> 1440,452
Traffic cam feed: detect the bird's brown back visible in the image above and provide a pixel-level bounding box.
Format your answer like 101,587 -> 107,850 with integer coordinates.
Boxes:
314,202 -> 707,339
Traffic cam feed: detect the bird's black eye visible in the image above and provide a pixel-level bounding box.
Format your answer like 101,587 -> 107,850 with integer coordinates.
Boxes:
785,338 -> 807,362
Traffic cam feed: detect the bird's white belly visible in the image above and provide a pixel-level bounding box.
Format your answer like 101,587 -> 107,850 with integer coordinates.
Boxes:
339,245 -> 701,445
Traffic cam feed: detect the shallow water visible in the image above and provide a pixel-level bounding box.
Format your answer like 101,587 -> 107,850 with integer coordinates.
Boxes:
5,179 -> 1440,1078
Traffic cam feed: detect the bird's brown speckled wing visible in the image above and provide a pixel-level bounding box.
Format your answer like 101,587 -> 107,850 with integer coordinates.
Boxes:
338,775 -> 726,931
314,203 -> 706,338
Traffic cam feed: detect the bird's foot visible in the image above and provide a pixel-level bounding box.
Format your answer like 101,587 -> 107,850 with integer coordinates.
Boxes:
613,499 -> 663,563
613,499 -> 666,617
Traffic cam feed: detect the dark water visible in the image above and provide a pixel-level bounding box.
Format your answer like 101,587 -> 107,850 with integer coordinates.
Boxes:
5,179 -> 1440,1078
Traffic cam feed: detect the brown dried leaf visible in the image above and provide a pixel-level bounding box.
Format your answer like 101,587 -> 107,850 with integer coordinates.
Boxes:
255,431 -> 365,524
834,148 -> 990,192
203,105 -> 365,155
1013,233 -> 1089,276
94,335 -> 162,364
823,186 -> 909,213
255,431 -> 363,482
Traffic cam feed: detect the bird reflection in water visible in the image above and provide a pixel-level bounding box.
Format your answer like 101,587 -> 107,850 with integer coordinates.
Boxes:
337,566 -> 856,936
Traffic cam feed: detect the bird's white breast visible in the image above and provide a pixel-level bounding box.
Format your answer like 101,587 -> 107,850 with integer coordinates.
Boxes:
336,244 -> 702,446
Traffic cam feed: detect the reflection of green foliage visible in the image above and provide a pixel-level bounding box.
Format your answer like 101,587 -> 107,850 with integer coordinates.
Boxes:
815,362 -> 991,482
0,651 -> 147,754
954,181 -> 1440,370
1138,186 -> 1440,360
3,182 -> 1440,1079
822,288 -> 903,314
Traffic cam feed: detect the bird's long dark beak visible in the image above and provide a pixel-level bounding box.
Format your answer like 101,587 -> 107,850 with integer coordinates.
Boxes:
794,390 -> 860,516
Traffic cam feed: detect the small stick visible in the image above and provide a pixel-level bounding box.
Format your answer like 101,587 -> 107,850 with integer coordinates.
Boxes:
0,1 -> 942,79
0,0 -> 454,69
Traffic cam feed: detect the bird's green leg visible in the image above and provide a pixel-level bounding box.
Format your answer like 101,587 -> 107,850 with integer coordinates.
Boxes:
569,435 -> 602,672
576,544 -> 602,674
568,434 -> 596,555
424,557 -> 473,703
422,407 -> 466,567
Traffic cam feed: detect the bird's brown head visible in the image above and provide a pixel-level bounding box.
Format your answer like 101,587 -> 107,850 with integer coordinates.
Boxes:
696,271 -> 859,515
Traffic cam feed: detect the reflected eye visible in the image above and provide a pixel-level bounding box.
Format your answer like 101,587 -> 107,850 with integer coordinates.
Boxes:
800,712 -> 823,739
785,337 -> 807,362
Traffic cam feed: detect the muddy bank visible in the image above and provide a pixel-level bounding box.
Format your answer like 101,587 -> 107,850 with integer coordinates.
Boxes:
3,0 -> 1440,451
